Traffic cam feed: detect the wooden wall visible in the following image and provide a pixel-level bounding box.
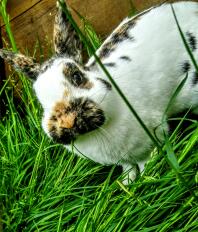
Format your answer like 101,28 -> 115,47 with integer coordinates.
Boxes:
1,0 -> 198,58
0,0 -> 133,57
0,0 -> 198,102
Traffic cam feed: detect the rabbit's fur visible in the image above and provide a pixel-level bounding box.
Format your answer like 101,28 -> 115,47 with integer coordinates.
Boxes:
1,1 -> 198,184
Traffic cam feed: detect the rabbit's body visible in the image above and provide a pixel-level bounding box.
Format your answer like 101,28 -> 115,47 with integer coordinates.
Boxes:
1,1 -> 198,183
70,2 -> 198,175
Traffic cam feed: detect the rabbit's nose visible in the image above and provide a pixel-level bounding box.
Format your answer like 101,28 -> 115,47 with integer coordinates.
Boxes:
57,112 -> 76,129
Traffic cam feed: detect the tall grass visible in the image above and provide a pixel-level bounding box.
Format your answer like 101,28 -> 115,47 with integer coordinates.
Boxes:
0,0 -> 198,231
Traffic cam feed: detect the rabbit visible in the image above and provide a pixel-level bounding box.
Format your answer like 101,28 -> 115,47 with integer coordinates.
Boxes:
1,0 -> 198,184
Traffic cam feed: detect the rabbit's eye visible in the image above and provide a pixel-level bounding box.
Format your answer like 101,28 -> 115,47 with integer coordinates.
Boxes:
72,71 -> 84,86
63,64 -> 92,89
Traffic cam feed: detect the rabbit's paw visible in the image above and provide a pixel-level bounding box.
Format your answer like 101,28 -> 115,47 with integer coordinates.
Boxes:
121,163 -> 137,185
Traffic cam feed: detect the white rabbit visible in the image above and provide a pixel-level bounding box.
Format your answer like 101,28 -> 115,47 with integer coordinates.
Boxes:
1,1 -> 198,184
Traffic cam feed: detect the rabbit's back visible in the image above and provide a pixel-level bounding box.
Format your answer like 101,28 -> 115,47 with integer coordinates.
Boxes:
81,2 -> 198,167
87,2 -> 198,116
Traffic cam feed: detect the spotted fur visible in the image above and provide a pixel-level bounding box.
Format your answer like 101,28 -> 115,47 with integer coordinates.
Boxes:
104,62 -> 116,67
193,71 -> 198,85
186,31 -> 197,51
1,1 -> 198,185
97,78 -> 112,90
53,1 -> 83,62
0,49 -> 40,79
181,61 -> 191,73
48,98 -> 105,144
119,56 -> 131,61
63,62 -> 93,89
40,57 -> 57,74
98,21 -> 135,60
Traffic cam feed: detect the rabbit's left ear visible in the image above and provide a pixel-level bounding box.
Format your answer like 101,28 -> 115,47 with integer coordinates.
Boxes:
54,1 -> 83,63
0,49 -> 41,80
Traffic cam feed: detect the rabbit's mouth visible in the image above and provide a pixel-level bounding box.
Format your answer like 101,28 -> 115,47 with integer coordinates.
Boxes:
47,98 -> 105,144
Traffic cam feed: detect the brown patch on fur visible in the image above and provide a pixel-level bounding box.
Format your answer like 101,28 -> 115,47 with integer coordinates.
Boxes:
82,81 -> 93,89
59,112 -> 76,129
63,64 -> 72,77
14,55 -> 36,69
48,101 -> 76,132
53,101 -> 70,116
63,90 -> 69,97
48,98 -> 105,144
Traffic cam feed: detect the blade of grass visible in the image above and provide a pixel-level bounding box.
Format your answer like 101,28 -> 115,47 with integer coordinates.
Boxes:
0,0 -> 17,52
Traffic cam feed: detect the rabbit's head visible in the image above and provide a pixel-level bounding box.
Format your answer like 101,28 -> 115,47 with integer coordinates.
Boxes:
0,1 -> 112,145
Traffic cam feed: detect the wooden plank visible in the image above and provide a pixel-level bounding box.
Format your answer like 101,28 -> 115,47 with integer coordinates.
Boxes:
0,0 -> 40,26
1,0 -> 133,57
67,0 -> 132,38
2,0 -> 198,59
1,0 -> 56,93
1,0 -> 56,58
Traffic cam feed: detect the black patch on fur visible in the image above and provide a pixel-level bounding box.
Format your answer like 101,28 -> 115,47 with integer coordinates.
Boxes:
40,57 -> 56,73
97,78 -> 112,90
104,62 -> 116,67
181,61 -> 191,73
54,5 -> 83,62
186,32 -> 197,51
63,62 -> 91,88
99,42 -> 115,59
88,61 -> 96,68
86,19 -> 136,68
87,20 -> 136,68
98,21 -> 135,60
84,66 -> 90,71
73,98 -> 105,133
192,71 -> 198,85
111,31 -> 133,44
120,56 -> 131,61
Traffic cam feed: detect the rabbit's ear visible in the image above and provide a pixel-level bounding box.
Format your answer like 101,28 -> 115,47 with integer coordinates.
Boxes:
54,1 -> 83,63
0,49 -> 41,80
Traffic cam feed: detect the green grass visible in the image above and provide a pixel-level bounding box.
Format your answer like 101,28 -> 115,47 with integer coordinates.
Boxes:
1,1 -> 198,231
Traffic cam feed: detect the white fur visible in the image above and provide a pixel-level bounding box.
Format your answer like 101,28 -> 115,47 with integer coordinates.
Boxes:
33,2 -> 198,183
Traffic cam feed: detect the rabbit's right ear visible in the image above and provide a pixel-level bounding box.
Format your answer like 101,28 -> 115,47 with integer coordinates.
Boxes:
0,49 -> 41,80
54,0 -> 83,63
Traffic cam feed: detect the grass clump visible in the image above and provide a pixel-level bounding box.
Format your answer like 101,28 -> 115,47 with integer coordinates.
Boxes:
0,1 -> 198,231
1,88 -> 197,231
